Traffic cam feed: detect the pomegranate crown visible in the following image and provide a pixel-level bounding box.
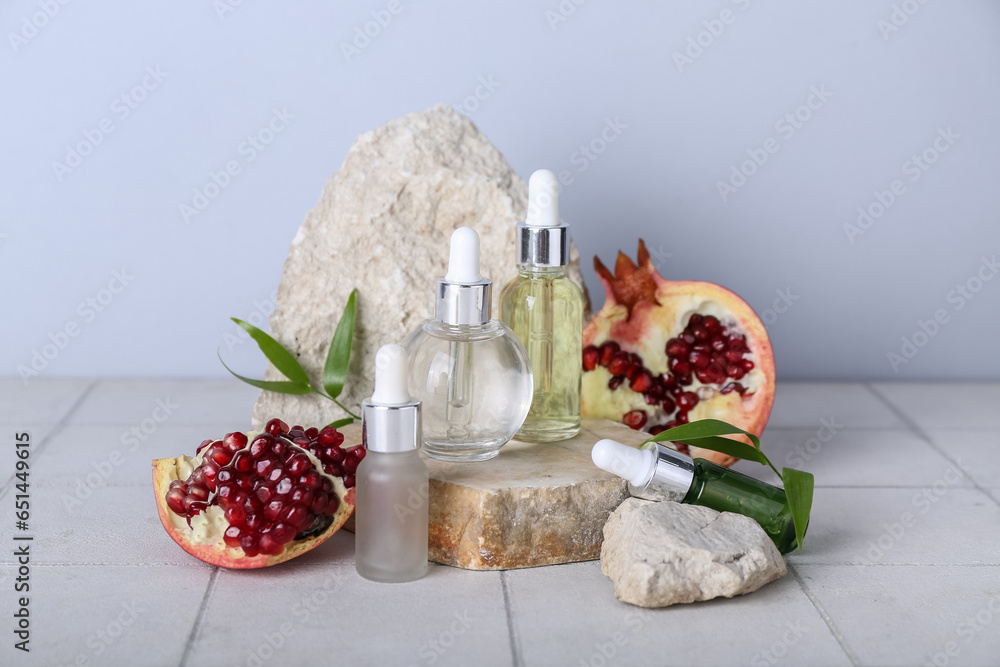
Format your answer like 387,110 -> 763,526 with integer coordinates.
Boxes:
593,239 -> 660,312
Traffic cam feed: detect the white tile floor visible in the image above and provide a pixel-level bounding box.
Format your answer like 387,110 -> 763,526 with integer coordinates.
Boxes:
1,379 -> 998,666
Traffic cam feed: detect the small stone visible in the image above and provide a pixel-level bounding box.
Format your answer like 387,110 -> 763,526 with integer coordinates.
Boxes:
251,104 -> 590,431
600,498 -> 786,607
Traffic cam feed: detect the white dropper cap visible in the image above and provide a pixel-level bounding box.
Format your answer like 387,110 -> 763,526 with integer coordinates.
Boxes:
362,344 -> 420,453
371,344 -> 411,406
592,439 -> 656,487
524,169 -> 560,227
444,227 -> 483,283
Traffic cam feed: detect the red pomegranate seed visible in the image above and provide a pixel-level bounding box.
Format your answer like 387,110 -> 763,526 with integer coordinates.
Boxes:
223,525 -> 242,547
196,439 -> 214,455
208,446 -> 232,467
689,313 -> 704,326
675,412 -> 689,424
599,341 -> 620,367
666,338 -> 690,359
232,452 -> 252,473
630,370 -> 653,393
608,375 -> 625,390
240,534 -> 260,557
704,315 -> 720,331
623,409 -> 648,430
245,513 -> 264,531
271,523 -> 296,544
742,359 -> 755,372
284,505 -> 309,528
609,352 -> 630,376
644,392 -> 660,405
166,489 -> 186,515
272,439 -> 289,459
258,534 -> 283,556
727,364 -> 746,380
275,476 -> 293,496
310,492 -> 328,514
676,391 -> 699,411
669,358 -> 691,376
265,418 -> 288,436
291,488 -> 313,507
287,454 -> 310,476
264,499 -> 286,521
236,472 -> 254,491
256,486 -> 275,504
711,338 -> 726,352
692,326 -> 708,341
325,496 -> 340,514
582,345 -> 599,371
250,436 -> 272,458
343,474 -> 356,488
223,432 -> 248,453
662,396 -> 676,413
689,351 -> 711,369
224,505 -> 246,526
317,427 -> 344,447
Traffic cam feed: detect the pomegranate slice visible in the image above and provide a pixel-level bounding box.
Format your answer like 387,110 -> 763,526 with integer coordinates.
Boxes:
152,419 -> 361,568
582,241 -> 775,466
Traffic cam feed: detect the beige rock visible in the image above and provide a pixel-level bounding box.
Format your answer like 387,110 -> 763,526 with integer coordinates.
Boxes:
251,104 -> 591,430
601,498 -> 786,607
340,418 -> 647,570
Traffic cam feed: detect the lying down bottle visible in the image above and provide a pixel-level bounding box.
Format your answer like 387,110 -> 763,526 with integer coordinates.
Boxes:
592,439 -> 802,554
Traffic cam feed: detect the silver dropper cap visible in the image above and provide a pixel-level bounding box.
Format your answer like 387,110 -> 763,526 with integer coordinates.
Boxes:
436,227 -> 491,326
630,442 -> 696,502
362,344 -> 421,453
518,169 -> 569,268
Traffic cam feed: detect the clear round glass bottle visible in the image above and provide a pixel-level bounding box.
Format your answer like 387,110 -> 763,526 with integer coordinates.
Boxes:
500,264 -> 583,442
402,320 -> 532,461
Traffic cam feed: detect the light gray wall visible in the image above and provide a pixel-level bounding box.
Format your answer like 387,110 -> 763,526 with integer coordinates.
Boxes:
3,0 -> 998,381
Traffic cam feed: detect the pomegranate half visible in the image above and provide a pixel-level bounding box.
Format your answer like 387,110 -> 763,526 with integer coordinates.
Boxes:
581,241 -> 775,466
152,419 -> 360,568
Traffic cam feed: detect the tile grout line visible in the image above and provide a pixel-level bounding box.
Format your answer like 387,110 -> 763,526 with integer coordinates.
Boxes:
864,383 -> 1000,510
179,567 -> 220,667
499,571 -> 523,667
0,380 -> 99,502
787,563 -> 861,667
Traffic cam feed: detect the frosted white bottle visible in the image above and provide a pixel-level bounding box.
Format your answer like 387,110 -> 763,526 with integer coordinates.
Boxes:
355,344 -> 429,583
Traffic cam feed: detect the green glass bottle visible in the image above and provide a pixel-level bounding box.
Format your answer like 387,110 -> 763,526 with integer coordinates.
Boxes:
500,169 -> 584,443
592,439 -> 801,554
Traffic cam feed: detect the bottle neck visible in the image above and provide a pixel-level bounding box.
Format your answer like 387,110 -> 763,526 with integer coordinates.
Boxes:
517,264 -> 566,277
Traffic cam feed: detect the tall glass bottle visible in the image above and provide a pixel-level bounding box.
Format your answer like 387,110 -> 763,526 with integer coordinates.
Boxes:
592,439 -> 801,554
500,169 -> 584,442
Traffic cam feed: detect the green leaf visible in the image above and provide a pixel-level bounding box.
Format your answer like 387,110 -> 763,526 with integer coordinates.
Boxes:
782,468 -> 815,552
327,417 -> 354,429
643,419 -> 767,464
217,350 -> 314,395
231,318 -> 310,386
323,290 -> 357,400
